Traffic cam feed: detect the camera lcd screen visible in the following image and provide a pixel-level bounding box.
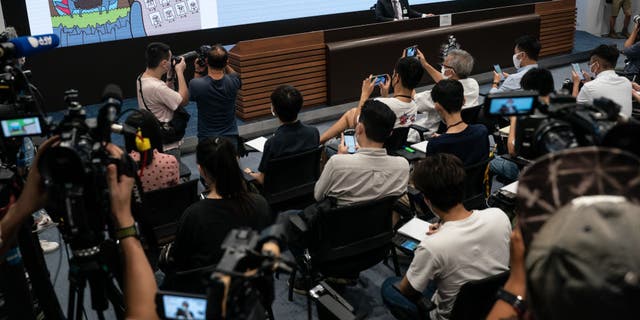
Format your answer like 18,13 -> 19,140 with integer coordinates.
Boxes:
401,240 -> 418,251
161,294 -> 207,320
488,97 -> 536,116
1,117 -> 43,138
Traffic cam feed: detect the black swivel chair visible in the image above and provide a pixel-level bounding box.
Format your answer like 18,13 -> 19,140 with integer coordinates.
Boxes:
262,145 -> 323,213
448,270 -> 510,320
287,196 -> 401,302
461,104 -> 483,124
139,180 -> 200,268
463,158 -> 491,210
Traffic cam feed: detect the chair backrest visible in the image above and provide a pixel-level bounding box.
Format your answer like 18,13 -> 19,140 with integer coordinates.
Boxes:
140,179 -> 199,245
384,127 -> 410,154
463,158 -> 490,210
263,145 -> 323,205
461,104 -> 483,124
311,196 -> 398,274
449,270 -> 510,320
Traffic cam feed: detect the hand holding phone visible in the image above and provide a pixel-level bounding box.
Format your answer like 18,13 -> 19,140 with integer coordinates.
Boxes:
493,64 -> 504,81
405,45 -> 418,58
571,63 -> 585,81
343,130 -> 357,154
373,74 -> 388,86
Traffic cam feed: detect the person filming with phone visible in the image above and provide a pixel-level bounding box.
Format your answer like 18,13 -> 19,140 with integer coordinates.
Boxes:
490,36 -> 540,94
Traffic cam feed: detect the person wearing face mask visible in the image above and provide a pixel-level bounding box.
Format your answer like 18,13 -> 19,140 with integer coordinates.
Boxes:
490,35 -> 540,94
189,45 -> 242,148
244,85 -> 319,185
137,42 -> 189,156
319,56 -> 423,144
380,153 -> 511,320
572,44 -> 633,118
411,48 -> 480,139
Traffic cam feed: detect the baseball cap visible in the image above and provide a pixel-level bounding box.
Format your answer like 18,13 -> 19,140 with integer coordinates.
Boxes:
526,196 -> 640,320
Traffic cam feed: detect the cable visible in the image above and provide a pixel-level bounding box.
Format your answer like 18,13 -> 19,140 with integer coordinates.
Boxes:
52,229 -> 64,286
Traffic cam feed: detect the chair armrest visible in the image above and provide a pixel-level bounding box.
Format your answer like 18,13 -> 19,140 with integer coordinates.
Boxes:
409,124 -> 429,142
289,214 -> 308,234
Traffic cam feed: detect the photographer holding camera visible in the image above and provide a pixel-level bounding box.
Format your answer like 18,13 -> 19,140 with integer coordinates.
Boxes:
622,15 -> 640,77
0,138 -> 161,319
137,42 -> 190,158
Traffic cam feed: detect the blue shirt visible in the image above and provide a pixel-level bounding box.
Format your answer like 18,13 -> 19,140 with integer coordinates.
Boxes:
189,74 -> 241,139
426,124 -> 489,166
490,64 -> 538,94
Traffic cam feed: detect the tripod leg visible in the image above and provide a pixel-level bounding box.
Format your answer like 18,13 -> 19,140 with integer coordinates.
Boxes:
67,280 -> 76,320
75,280 -> 86,320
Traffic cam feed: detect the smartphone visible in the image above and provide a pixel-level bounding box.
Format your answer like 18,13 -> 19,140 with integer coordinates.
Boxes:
493,64 -> 504,81
343,129 -> 356,154
372,74 -> 387,86
571,63 -> 584,81
405,45 -> 418,58
401,240 -> 418,251
1,116 -> 44,138
156,291 -> 207,320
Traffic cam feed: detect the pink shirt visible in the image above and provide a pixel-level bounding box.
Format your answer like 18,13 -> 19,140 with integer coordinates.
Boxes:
130,149 -> 180,192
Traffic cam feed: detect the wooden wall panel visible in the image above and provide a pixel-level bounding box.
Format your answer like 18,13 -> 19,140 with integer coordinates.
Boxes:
535,0 -> 576,57
229,32 -> 327,120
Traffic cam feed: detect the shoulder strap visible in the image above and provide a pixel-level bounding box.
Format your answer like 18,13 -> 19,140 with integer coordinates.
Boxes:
138,74 -> 152,112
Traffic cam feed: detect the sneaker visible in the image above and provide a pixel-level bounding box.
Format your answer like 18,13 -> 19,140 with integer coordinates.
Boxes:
39,240 -> 60,254
33,212 -> 58,234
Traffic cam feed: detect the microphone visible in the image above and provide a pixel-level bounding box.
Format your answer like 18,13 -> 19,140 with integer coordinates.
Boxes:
0,34 -> 60,60
97,84 -> 124,141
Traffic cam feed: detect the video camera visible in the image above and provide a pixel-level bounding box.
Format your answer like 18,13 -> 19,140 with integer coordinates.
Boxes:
484,91 -> 620,159
37,86 -> 139,255
157,227 -> 293,320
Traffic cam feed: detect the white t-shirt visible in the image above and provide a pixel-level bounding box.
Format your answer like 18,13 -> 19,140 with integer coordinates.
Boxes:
137,76 -> 184,150
411,78 -> 480,140
375,97 -> 417,128
577,70 -> 632,118
406,208 -> 511,320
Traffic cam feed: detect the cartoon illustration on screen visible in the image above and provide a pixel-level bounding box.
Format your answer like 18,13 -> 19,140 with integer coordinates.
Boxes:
49,0 -> 202,47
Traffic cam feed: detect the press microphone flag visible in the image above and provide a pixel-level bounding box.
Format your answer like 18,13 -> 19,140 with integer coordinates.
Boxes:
0,34 -> 60,60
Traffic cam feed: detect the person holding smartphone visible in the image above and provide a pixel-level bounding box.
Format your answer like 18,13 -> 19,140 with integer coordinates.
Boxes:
412,48 -> 480,139
319,56 -> 422,145
381,154 -> 511,320
490,36 -> 540,94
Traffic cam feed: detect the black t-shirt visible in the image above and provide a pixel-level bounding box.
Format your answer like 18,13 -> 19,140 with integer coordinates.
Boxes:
166,193 -> 271,292
426,124 -> 489,166
258,121 -> 319,173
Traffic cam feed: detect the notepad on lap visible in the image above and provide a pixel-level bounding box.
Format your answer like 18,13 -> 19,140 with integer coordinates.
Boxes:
245,136 -> 268,153
397,217 -> 431,242
410,140 -> 429,153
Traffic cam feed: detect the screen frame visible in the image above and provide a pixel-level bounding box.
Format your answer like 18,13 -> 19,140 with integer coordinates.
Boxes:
484,90 -> 540,117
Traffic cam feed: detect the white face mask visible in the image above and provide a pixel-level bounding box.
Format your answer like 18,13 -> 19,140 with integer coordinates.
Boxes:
440,66 -> 450,79
512,52 -> 523,69
271,106 -> 276,117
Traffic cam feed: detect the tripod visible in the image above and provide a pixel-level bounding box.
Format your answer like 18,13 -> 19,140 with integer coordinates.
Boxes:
66,245 -> 125,320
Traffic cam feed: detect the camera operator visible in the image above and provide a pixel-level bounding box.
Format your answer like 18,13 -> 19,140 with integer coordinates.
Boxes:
572,45 -> 632,118
137,42 -> 189,158
189,45 -> 242,148
622,17 -> 640,77
0,138 -> 161,319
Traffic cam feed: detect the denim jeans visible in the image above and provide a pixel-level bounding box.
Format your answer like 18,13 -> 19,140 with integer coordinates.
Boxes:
381,276 -> 436,320
489,156 -> 520,183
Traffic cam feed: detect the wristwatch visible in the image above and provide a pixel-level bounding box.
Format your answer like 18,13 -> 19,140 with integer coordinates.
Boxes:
496,288 -> 527,315
115,222 -> 140,241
